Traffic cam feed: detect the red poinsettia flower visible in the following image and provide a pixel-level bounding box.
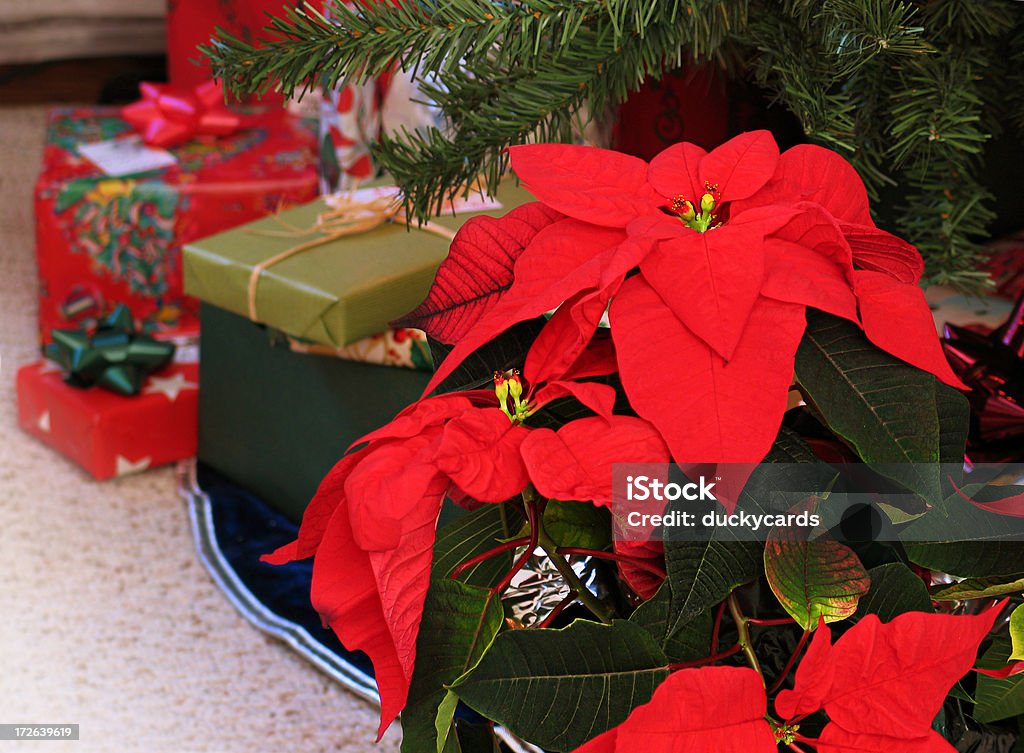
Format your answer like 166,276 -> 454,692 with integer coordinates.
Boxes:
259,359 -> 653,736
261,390 -> 530,737
420,132 -> 963,469
571,606 -> 1002,753
774,605 -> 1003,753
736,144 -> 963,386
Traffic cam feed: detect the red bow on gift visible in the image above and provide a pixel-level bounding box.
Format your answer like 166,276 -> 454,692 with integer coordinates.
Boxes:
122,80 -> 242,148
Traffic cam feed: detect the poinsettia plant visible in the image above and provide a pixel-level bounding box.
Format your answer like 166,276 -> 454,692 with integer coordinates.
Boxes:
266,132 -> 1024,752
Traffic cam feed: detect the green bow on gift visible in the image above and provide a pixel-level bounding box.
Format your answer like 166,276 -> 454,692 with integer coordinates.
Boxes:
44,305 -> 176,396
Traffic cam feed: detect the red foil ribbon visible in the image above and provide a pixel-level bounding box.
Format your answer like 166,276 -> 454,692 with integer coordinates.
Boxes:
122,80 -> 242,148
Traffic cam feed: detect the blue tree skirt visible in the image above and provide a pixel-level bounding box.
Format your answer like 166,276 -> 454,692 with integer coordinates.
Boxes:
182,462 -> 545,752
182,462 -> 379,704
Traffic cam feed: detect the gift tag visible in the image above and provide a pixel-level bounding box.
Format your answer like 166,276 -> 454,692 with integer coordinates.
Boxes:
77,136 -> 177,177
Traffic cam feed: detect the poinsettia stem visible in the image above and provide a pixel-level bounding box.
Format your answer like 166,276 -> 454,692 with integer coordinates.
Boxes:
539,541 -> 615,625
491,500 -> 541,595
787,741 -> 813,753
748,617 -> 797,627
536,591 -> 578,629
555,547 -> 667,579
767,629 -> 811,696
450,537 -> 531,580
727,593 -> 764,683
666,643 -> 742,671
710,600 -> 728,654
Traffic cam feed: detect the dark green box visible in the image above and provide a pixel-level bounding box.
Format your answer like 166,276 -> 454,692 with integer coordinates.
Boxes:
198,303 -> 430,522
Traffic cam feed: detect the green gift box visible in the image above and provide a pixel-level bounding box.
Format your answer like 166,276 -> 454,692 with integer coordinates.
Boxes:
197,303 -> 430,521
183,184 -> 534,348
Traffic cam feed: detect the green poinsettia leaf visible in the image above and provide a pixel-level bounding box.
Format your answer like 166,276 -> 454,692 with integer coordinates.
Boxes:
931,575 -> 1024,601
854,563 -> 933,622
628,581 -> 713,663
433,692 -> 461,753
769,425 -> 821,463
795,310 -> 943,503
876,502 -> 928,525
426,318 -> 546,395
452,619 -> 669,752
538,499 -> 611,550
1011,604 -> 1024,663
904,540 -> 1024,577
432,504 -> 523,588
935,380 -> 970,470
663,538 -> 762,636
401,579 -> 504,753
975,635 -> 1024,723
764,523 -> 871,630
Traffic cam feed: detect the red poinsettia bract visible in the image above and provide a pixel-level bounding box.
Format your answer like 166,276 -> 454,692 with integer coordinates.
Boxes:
261,361 -> 670,735
420,132 -> 964,469
261,391 -> 529,736
574,666 -> 776,752
570,606 -> 1001,753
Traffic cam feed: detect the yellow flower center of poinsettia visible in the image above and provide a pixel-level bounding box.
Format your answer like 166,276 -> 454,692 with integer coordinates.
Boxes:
494,369 -> 530,423
670,182 -> 721,233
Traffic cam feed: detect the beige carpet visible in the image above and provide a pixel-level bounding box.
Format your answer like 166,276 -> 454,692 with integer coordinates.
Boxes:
0,107 -> 401,752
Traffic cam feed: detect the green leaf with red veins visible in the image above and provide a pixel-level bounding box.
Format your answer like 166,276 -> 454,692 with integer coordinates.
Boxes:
764,522 -> 871,631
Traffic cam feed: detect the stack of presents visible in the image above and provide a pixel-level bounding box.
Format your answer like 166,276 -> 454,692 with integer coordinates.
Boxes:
15,0 -> 754,525
16,3 -> 1024,526
15,0 -> 535,522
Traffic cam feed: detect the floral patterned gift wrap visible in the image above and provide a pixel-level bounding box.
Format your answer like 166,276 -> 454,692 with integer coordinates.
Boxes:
34,106 -> 319,342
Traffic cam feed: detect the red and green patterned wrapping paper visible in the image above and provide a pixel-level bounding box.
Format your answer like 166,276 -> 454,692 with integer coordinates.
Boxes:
16,360 -> 199,480
34,106 -> 319,342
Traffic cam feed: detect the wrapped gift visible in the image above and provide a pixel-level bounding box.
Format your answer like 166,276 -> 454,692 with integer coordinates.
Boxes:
318,77 -> 381,192
183,182 -> 533,348
319,65 -> 449,192
197,303 -> 429,521
16,359 -> 199,480
166,0 -> 320,103
612,64 -> 729,160
35,106 -> 318,342
286,326 -> 433,371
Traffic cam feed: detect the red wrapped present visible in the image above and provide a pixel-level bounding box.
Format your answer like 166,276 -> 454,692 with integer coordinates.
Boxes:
611,64 -> 730,161
16,360 -> 199,480
34,105 -> 318,342
166,0 -> 322,103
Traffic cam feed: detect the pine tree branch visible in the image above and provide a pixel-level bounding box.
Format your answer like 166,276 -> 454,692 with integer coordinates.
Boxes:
197,0 -> 1024,287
